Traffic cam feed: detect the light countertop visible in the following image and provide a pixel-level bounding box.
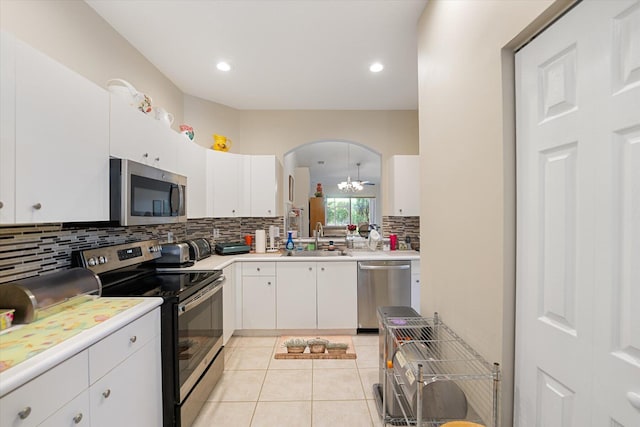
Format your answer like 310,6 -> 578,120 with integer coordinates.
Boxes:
174,250 -> 419,271
0,297 -> 162,397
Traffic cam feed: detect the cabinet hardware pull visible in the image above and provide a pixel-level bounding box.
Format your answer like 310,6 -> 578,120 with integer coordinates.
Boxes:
155,157 -> 160,162
256,267 -> 260,272
73,413 -> 83,424
0,201 -> 3,209
308,267 -> 312,271
321,267 -> 325,271
33,203 -> 42,210
18,406 -> 31,419
103,389 -> 111,398
130,335 -> 137,343
143,153 -> 149,158
267,281 -> 271,285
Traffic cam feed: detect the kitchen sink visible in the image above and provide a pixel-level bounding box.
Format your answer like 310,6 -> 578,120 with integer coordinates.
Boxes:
281,250 -> 350,257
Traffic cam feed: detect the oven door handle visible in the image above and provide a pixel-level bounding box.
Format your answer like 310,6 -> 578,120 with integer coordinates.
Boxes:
178,276 -> 224,316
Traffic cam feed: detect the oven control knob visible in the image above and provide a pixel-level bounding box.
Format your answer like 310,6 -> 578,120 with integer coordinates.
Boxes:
98,256 -> 107,264
87,257 -> 97,267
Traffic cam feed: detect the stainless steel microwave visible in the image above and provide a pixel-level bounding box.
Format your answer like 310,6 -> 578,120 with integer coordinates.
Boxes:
110,158 -> 187,225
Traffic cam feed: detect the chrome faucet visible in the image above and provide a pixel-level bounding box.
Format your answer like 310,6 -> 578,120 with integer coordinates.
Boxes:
314,222 -> 323,249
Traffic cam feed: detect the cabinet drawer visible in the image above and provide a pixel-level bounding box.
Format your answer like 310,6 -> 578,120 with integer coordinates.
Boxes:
39,390 -> 90,427
89,308 -> 160,383
242,262 -> 275,276
0,350 -> 88,427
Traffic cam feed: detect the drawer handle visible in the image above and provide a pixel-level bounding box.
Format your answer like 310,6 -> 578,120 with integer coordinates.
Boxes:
256,267 -> 260,272
267,281 -> 271,286
18,406 -> 31,419
32,203 -> 42,210
308,267 -> 312,271
321,267 -> 325,271
0,201 -> 3,209
130,335 -> 137,343
73,413 -> 83,424
102,389 -> 111,399
155,157 -> 160,162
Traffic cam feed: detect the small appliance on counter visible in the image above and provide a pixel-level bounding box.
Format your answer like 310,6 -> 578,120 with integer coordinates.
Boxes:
214,242 -> 251,255
0,268 -> 102,324
184,238 -> 212,261
157,242 -> 192,267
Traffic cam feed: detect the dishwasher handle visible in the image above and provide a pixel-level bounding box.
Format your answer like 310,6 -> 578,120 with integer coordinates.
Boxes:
358,264 -> 410,271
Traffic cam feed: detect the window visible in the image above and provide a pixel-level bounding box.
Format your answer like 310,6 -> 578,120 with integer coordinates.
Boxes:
325,197 -> 375,226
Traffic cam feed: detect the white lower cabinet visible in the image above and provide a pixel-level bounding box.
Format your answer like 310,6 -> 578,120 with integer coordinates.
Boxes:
0,308 -> 161,427
242,263 -> 276,329
40,390 -> 90,427
276,262 -> 317,329
89,335 -> 162,427
317,262 -> 357,329
276,261 -> 357,330
411,260 -> 421,314
0,351 -> 88,427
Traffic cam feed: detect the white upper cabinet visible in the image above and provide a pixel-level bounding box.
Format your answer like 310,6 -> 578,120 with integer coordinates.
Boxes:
0,31 -> 16,224
388,155 -> 420,216
206,150 -> 250,217
109,94 -> 178,173
176,139 -> 207,218
1,33 -> 109,224
250,155 -> 282,217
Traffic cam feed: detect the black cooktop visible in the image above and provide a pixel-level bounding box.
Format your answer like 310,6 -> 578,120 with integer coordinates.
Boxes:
100,269 -> 222,302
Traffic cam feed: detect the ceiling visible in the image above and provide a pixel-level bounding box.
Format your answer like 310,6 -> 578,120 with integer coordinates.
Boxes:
85,0 -> 428,110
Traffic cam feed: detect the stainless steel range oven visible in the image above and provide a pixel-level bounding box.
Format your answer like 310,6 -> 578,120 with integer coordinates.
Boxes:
73,240 -> 224,427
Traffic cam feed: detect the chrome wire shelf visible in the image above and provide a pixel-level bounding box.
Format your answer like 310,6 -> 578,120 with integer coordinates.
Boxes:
380,313 -> 501,427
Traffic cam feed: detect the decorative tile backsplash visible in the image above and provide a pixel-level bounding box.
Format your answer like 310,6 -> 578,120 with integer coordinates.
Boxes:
0,218 -> 282,284
0,216 -> 418,284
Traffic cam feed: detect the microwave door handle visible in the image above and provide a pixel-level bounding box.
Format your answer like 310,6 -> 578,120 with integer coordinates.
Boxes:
169,184 -> 179,215
178,184 -> 184,215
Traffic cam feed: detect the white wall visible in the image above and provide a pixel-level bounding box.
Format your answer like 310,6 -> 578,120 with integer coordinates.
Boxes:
0,0 -> 185,129
416,0 -> 571,425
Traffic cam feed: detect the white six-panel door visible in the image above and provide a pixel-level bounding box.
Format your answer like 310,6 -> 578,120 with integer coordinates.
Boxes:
515,1 -> 640,426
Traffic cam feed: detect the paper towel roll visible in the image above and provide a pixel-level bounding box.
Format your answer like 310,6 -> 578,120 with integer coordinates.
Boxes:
255,230 -> 266,253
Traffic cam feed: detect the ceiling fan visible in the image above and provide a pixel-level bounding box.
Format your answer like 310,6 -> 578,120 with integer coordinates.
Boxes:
354,163 -> 375,186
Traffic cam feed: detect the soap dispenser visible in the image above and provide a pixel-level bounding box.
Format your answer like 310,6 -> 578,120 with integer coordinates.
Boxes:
285,231 -> 295,251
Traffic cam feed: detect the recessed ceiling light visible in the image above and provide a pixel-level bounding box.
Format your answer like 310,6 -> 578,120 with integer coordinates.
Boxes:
369,62 -> 384,73
216,61 -> 231,72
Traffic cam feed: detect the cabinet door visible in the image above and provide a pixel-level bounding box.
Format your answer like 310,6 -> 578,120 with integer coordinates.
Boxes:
317,262 -> 357,329
40,391 -> 90,427
207,150 -> 249,217
0,351 -> 88,427
223,264 -> 236,344
389,155 -> 420,216
177,138 -> 207,218
0,31 -> 16,224
276,262 -> 317,329
14,40 -> 109,223
250,155 -> 282,217
109,95 -> 178,173
242,276 -> 276,329
90,336 -> 162,427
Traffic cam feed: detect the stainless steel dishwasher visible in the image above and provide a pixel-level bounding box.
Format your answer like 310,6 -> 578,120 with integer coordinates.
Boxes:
357,260 -> 411,331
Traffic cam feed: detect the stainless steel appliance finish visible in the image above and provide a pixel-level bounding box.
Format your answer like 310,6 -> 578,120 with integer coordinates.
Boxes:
185,238 -> 212,261
110,158 -> 187,226
157,243 -> 192,266
0,268 -> 101,323
357,261 -> 411,330
73,240 -> 224,427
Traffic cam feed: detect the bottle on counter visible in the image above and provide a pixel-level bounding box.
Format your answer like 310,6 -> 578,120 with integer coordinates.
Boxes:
285,231 -> 295,251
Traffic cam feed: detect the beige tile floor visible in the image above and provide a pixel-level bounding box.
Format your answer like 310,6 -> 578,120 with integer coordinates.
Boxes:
192,335 -> 385,427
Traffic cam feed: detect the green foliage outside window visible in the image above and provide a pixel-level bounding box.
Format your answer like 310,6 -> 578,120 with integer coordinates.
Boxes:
326,197 -> 373,226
